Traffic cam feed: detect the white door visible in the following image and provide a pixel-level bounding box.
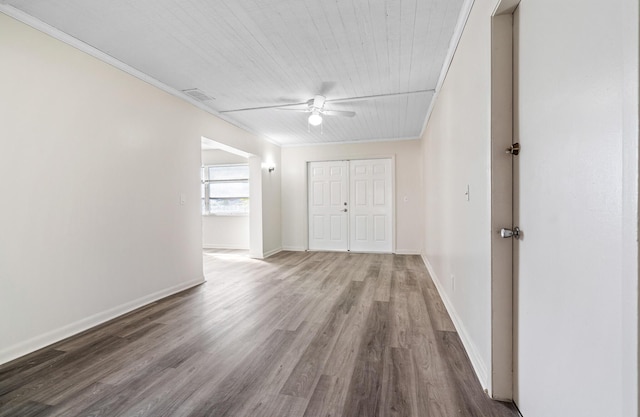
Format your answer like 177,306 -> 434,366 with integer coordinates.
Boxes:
513,3 -> 627,416
349,159 -> 392,253
308,161 -> 349,251
308,159 -> 393,252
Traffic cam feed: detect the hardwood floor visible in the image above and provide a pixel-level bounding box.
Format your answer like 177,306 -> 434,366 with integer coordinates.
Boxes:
0,251 -> 520,417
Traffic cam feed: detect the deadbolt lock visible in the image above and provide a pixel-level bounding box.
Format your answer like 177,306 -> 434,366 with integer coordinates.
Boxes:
506,143 -> 520,156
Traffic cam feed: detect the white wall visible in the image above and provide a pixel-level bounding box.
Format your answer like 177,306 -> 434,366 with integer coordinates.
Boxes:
202,149 -> 248,165
421,0 -> 494,388
0,12 -> 280,365
421,1 -> 638,416
201,150 -> 250,250
260,146 -> 282,257
202,216 -> 249,250
281,140 -> 422,254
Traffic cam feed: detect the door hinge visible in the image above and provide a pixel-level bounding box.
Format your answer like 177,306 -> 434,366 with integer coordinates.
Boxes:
506,143 -> 520,156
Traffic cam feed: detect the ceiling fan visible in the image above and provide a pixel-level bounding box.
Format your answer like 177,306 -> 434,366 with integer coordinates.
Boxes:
275,95 -> 355,126
218,89 -> 434,128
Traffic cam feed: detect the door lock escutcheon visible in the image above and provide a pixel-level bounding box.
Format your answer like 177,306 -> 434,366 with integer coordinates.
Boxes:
506,143 -> 520,156
500,227 -> 521,239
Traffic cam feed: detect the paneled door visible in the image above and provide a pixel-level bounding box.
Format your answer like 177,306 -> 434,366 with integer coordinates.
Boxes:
308,161 -> 349,251
308,159 -> 392,253
349,159 -> 393,253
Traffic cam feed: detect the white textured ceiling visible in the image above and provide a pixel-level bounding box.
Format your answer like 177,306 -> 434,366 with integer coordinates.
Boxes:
2,0 -> 466,146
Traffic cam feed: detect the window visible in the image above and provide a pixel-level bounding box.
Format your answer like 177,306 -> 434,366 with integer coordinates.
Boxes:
201,164 -> 249,215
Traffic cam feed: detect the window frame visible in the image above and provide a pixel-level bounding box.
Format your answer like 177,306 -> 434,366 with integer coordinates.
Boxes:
201,163 -> 250,216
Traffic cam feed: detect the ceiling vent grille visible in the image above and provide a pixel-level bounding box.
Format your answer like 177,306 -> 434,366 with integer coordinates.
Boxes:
182,88 -> 215,102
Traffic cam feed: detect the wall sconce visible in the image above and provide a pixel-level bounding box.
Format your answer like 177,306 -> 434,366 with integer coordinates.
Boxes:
263,162 -> 276,173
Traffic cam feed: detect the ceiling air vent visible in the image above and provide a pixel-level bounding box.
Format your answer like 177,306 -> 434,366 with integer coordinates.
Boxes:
182,88 -> 215,102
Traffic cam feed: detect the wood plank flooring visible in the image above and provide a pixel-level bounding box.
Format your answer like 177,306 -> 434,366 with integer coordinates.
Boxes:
0,251 -> 520,417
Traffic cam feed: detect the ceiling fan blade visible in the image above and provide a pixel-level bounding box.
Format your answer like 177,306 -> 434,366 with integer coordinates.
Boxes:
325,89 -> 435,104
220,101 -> 308,113
318,81 -> 336,96
275,108 -> 311,113
322,110 -> 356,117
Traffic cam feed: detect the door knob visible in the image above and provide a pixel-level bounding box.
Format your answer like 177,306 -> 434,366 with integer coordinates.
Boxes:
341,208 -> 348,212
500,227 -> 520,239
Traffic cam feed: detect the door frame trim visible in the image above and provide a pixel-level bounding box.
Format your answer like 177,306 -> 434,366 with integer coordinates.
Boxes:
304,156 -> 396,253
489,0 -> 521,401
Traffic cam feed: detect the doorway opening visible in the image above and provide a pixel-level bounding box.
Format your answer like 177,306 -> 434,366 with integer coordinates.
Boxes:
201,137 -> 252,254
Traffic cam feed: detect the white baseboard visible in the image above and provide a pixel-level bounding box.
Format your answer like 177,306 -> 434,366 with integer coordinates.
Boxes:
0,277 -> 205,366
395,249 -> 422,255
263,247 -> 283,258
281,247 -> 418,254
202,244 -> 249,250
281,246 -> 306,252
420,254 -> 489,390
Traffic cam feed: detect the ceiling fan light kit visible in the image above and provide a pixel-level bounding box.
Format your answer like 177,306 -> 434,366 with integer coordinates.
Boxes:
308,111 -> 323,126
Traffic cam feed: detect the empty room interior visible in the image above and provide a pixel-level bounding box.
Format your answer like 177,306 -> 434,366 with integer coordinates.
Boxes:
0,0 -> 638,416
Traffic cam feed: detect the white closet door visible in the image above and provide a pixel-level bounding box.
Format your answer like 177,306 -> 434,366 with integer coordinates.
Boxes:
308,161 -> 349,251
349,159 -> 392,253
512,3 -> 628,416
